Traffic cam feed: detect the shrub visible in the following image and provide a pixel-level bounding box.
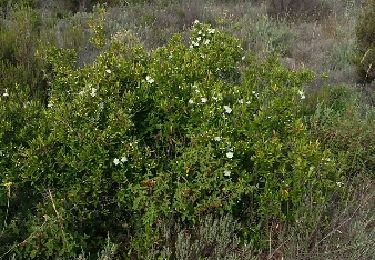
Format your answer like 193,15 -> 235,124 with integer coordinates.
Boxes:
266,0 -> 333,21
310,85 -> 375,177
0,7 -> 41,73
0,7 -> 52,105
147,214 -> 255,259
241,11 -> 296,55
0,0 -> 36,11
355,0 -> 375,83
1,22 -> 340,258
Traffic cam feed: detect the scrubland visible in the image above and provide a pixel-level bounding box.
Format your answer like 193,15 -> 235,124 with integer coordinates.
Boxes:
0,0 -> 374,259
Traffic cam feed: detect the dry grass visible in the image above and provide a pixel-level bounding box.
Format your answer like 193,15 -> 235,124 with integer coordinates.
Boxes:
78,179 -> 374,259
266,0 -> 334,21
281,179 -> 375,260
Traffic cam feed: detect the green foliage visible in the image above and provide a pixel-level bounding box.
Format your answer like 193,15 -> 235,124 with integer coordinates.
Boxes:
1,22 -> 341,258
310,85 -> 375,177
0,7 -> 40,70
88,4 -> 106,49
0,0 -> 36,10
355,0 -> 375,83
0,7 -> 51,105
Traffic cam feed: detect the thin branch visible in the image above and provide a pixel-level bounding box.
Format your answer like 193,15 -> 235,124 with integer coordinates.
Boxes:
0,220 -> 48,259
48,188 -> 64,223
313,193 -> 371,249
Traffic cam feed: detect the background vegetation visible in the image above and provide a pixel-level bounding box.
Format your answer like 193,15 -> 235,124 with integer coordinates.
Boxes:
0,0 -> 374,259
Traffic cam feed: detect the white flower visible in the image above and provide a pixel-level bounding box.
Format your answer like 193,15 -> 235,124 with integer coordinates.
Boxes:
226,152 -> 234,159
2,91 -> 9,97
194,20 -> 200,24
47,103 -> 53,108
198,30 -> 202,35
214,136 -> 221,142
238,99 -> 244,104
193,41 -> 200,47
336,181 -> 343,188
196,37 -> 201,42
224,169 -> 231,177
188,99 -> 194,104
91,88 -> 97,97
224,106 -> 232,114
105,69 -> 112,74
113,158 -> 120,166
121,156 -> 128,163
208,28 -> 215,34
203,39 -> 210,45
201,97 -> 207,103
298,90 -> 305,100
145,76 -> 154,84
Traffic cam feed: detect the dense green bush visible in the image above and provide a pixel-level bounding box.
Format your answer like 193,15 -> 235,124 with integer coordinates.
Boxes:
355,0 -> 375,83
1,22 -> 341,258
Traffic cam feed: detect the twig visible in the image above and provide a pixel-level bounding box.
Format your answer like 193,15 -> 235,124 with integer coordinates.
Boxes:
48,189 -> 63,223
48,188 -> 66,245
313,193 -> 371,249
360,49 -> 371,65
269,229 -> 272,258
268,239 -> 289,260
312,238 -> 375,256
